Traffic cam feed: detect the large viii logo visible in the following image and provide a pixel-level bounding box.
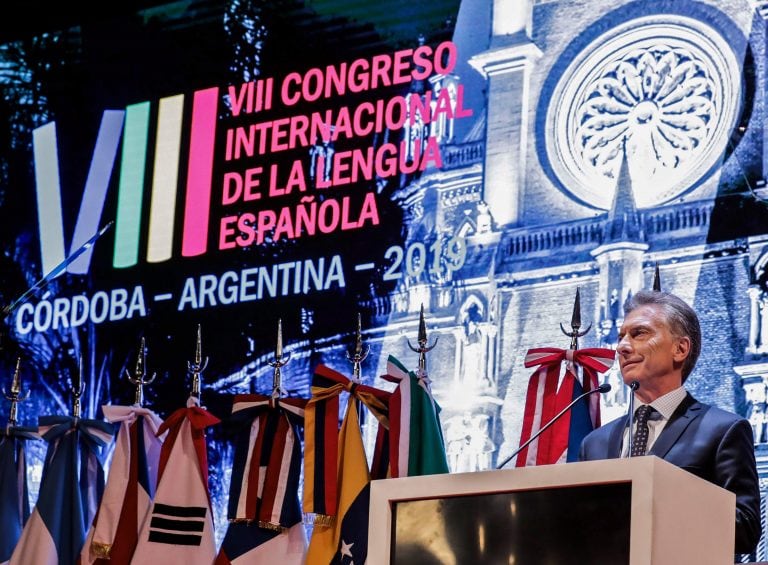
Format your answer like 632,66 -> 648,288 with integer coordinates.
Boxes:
33,87 -> 219,277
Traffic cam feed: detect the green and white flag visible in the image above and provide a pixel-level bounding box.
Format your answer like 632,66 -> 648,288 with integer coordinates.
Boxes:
382,355 -> 449,477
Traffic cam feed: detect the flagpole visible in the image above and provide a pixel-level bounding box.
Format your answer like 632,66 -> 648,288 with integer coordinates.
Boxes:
1,221 -> 114,320
187,324 -> 208,402
269,319 -> 290,401
126,337 -> 157,406
346,313 -> 370,427
407,304 -> 438,380
3,357 -> 29,429
71,354 -> 85,419
560,287 -> 590,351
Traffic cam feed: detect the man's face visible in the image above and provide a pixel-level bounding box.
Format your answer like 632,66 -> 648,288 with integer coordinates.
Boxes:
617,304 -> 689,394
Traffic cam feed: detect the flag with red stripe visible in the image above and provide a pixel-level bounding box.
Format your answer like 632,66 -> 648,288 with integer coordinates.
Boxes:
515,347 -> 614,466
80,405 -> 164,564
216,394 -> 307,564
303,365 -> 390,565
381,355 -> 449,477
130,397 -> 219,564
303,364 -> 389,522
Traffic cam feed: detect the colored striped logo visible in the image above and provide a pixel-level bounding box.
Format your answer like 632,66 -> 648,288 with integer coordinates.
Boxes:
32,86 -> 219,277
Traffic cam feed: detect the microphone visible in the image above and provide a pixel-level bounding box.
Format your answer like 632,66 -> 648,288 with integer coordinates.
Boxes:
627,380 -> 639,457
496,383 -> 612,469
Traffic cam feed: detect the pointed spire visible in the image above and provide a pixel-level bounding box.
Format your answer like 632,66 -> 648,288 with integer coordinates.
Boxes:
187,325 -> 208,401
126,337 -> 157,406
417,304 -> 428,349
407,304 -> 438,376
603,139 -> 645,244
560,288 -> 591,349
269,319 -> 290,400
3,357 -> 29,426
652,263 -> 661,291
71,355 -> 85,418
571,287 -> 582,331
345,313 -> 370,384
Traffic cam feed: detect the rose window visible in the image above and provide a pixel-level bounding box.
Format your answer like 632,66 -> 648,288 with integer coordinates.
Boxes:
545,16 -> 742,209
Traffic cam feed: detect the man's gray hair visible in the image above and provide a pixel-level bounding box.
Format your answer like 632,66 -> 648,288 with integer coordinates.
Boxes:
624,290 -> 701,382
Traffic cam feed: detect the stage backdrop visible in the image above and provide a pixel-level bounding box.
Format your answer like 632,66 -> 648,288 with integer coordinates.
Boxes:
2,0 -> 768,556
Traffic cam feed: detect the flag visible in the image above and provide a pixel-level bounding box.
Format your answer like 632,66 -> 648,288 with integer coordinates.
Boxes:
516,347 -> 615,466
80,405 -> 165,564
130,397 -> 219,565
0,426 -> 38,564
10,416 -> 113,565
215,394 -> 307,564
381,355 -> 449,477
304,364 -> 390,565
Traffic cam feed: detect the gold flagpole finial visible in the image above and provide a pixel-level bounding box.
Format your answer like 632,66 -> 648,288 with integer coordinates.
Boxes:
125,337 -> 157,407
3,357 -> 29,427
345,313 -> 370,384
71,354 -> 85,418
187,324 -> 209,400
407,304 -> 438,376
269,319 -> 291,399
560,287 -> 591,350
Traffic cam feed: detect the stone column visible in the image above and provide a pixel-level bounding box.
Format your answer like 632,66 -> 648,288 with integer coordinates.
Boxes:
485,322 -> 498,388
750,1 -> 768,181
492,0 -> 533,40
469,0 -> 541,227
748,286 -> 762,353
760,298 -> 768,353
735,364 -> 768,445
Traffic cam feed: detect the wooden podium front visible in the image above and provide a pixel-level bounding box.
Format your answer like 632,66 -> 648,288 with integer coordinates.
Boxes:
368,457 -> 735,565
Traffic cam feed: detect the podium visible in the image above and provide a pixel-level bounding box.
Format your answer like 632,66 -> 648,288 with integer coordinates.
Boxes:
368,457 -> 735,565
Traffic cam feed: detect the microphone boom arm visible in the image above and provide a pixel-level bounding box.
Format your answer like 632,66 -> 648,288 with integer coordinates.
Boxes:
496,383 -> 611,470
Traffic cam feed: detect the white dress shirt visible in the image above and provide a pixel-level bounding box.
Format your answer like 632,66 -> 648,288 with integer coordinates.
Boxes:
621,385 -> 688,457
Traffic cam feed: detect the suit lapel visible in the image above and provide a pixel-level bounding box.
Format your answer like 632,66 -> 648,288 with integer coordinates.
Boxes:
608,415 -> 628,458
648,393 -> 702,458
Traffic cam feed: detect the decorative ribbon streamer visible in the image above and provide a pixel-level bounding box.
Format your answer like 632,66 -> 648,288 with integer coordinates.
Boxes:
216,395 -> 308,565
381,355 -> 449,478
303,364 -> 390,523
130,396 -> 220,564
226,394 -> 306,530
11,416 -> 113,565
516,347 -> 615,467
81,405 -> 165,564
155,397 -> 220,505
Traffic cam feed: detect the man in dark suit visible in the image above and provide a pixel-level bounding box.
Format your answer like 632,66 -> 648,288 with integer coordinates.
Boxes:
579,290 -> 761,555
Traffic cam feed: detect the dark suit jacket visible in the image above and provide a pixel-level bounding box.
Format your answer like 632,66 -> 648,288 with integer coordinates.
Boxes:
579,393 -> 761,555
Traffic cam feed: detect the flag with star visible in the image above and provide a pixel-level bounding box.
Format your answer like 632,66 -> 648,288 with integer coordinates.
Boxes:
0,426 -> 38,564
130,396 -> 219,564
304,364 -> 390,565
306,399 -> 369,565
10,416 -> 113,565
80,405 -> 165,564
215,394 -> 307,564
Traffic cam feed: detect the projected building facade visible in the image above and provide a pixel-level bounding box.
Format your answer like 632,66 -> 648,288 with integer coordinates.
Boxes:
3,0 -> 768,558
237,0 -> 768,555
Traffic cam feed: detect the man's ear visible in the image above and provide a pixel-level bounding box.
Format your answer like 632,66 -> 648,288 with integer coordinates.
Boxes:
673,336 -> 691,362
